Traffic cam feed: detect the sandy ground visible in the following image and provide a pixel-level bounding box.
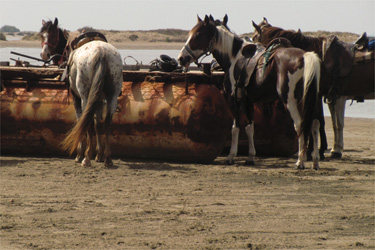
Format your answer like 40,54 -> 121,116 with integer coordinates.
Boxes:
0,117 -> 374,250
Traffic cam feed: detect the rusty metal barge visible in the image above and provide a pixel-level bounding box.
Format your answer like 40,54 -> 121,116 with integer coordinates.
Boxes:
1,66 -> 297,163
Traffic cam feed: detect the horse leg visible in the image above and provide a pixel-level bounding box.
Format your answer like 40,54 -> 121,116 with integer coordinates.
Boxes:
311,119 -> 320,170
286,102 -> 306,169
244,102 -> 255,165
71,91 -> 85,163
102,95 -> 118,168
94,106 -> 104,162
307,97 -> 327,161
225,120 -> 240,165
81,124 -> 94,167
328,96 -> 346,158
225,96 -> 242,165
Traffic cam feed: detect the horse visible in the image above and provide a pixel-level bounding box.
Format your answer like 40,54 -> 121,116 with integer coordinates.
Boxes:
178,15 -> 322,170
252,18 -> 375,158
40,18 -> 123,168
40,18 -> 69,65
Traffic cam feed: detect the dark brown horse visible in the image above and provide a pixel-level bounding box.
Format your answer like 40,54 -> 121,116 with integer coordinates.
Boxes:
178,15 -> 322,170
40,18 -> 69,65
252,18 -> 375,158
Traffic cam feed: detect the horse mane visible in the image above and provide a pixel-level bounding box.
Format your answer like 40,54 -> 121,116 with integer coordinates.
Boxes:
262,26 -> 324,54
40,19 -> 69,40
40,19 -> 55,33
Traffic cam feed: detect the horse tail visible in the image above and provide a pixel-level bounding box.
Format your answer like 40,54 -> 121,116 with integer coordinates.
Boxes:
61,53 -> 107,155
301,52 -> 321,143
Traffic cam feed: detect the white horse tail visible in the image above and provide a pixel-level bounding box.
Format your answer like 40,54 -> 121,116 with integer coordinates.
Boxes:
301,52 -> 321,143
61,54 -> 108,155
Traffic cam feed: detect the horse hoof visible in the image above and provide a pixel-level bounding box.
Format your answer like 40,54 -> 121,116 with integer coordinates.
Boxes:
295,165 -> 305,170
330,152 -> 342,159
75,156 -> 83,163
81,158 -> 91,167
224,160 -> 235,165
95,155 -> 104,162
320,153 -> 325,161
104,159 -> 114,168
312,165 -> 319,171
244,160 -> 255,166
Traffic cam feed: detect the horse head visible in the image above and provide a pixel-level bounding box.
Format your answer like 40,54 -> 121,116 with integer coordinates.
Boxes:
178,15 -> 219,69
251,17 -> 272,43
40,17 -> 68,64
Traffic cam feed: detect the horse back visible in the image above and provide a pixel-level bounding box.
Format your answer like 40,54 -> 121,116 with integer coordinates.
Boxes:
68,41 -> 123,97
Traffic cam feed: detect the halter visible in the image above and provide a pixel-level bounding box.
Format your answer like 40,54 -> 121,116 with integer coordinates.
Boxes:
182,34 -> 216,67
41,29 -> 60,49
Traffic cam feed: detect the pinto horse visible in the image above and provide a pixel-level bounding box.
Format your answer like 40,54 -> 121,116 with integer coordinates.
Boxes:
40,18 -> 69,65
252,18 -> 375,158
178,15 -> 322,169
40,18 -> 123,168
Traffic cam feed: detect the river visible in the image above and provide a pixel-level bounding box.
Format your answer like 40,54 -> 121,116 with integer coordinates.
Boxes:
0,47 -> 374,119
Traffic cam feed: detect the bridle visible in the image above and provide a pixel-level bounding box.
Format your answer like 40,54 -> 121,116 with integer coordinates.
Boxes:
41,29 -> 60,50
182,31 -> 217,67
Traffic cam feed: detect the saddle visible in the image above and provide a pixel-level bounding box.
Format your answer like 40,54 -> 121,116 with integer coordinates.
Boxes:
70,31 -> 108,50
234,38 -> 291,94
61,32 -> 108,82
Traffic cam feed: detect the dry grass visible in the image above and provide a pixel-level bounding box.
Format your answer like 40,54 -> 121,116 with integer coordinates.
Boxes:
21,29 -> 360,44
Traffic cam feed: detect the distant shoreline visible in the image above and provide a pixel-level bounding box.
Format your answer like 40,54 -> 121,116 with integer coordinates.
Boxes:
0,40 -> 185,50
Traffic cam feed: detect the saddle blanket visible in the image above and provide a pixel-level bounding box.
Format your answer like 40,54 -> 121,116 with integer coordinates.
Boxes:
354,50 -> 374,65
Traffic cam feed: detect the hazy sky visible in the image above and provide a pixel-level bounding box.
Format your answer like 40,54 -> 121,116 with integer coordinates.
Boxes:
0,0 -> 374,35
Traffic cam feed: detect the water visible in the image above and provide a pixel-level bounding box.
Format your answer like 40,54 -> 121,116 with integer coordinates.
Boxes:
1,47 -> 374,119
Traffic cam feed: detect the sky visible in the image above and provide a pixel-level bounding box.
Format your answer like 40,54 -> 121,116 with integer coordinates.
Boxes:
0,0 -> 374,35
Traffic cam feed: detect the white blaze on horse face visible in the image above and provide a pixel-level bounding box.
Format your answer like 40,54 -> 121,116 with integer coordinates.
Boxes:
178,34 -> 205,69
40,33 -> 50,60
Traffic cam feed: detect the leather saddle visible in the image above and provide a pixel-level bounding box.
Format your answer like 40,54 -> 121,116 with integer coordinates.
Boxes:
70,32 -> 108,50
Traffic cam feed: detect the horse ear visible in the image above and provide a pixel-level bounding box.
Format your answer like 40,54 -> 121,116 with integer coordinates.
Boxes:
209,15 -> 214,21
53,17 -> 58,27
263,17 -> 268,24
204,15 -> 210,25
223,14 -> 228,26
297,28 -> 302,33
42,20 -> 46,26
197,15 -> 202,23
252,21 -> 261,34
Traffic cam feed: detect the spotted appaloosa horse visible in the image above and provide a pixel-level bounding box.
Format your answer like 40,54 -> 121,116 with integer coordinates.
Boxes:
178,15 -> 322,170
40,18 -> 123,168
40,18 -> 69,65
252,18 -> 375,158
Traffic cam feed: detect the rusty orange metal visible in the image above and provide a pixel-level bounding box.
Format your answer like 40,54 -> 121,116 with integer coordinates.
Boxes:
0,66 -> 297,163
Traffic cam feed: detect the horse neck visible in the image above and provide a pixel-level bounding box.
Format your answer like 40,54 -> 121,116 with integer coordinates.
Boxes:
264,28 -> 323,56
56,28 -> 68,54
212,26 -> 243,71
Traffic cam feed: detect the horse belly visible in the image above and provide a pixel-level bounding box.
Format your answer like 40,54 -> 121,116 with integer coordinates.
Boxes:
338,60 -> 374,96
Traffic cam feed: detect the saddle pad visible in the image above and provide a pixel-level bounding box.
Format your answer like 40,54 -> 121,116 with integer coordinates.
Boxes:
354,50 -> 374,65
71,32 -> 108,50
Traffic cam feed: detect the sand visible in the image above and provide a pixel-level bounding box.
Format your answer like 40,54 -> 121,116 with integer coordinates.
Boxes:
0,117 -> 374,249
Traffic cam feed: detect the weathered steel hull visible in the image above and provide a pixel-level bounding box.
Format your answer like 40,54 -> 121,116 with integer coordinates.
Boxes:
1,66 -> 298,163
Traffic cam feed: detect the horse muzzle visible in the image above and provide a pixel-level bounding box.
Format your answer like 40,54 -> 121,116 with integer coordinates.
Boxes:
178,55 -> 192,69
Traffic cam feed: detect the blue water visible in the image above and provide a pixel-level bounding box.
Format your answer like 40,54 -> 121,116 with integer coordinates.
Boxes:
1,47 -> 374,119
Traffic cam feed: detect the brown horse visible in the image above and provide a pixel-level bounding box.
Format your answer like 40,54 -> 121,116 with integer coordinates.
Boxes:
252,18 -> 375,158
40,18 -> 69,65
178,15 -> 322,170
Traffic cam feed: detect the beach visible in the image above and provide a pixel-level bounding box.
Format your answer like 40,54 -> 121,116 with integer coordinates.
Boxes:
1,117 -> 374,249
